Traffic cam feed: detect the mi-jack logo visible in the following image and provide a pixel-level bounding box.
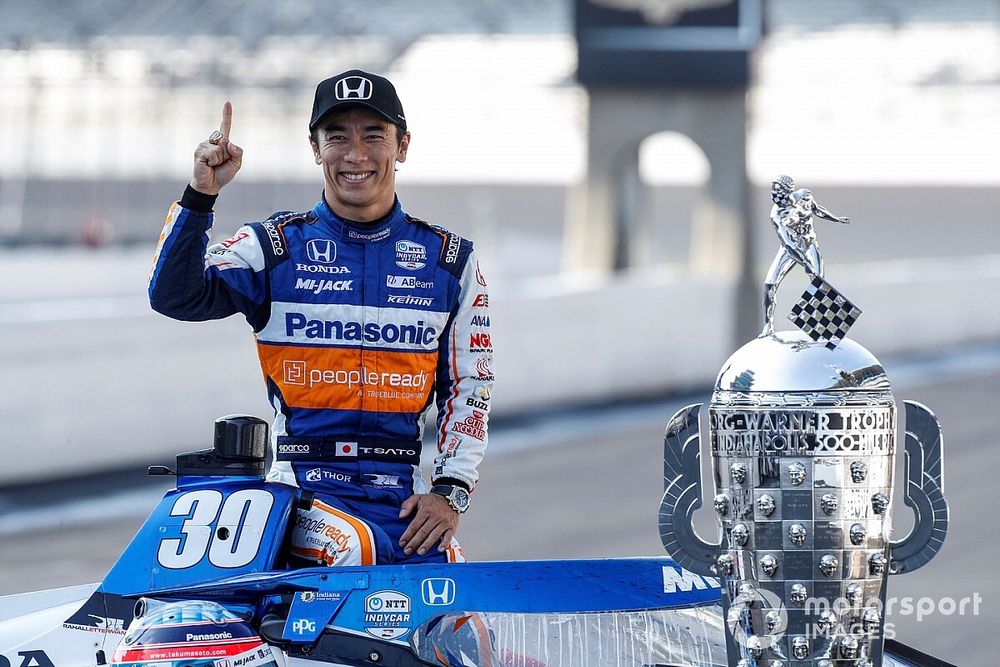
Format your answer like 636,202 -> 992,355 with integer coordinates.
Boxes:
421,578 -> 456,606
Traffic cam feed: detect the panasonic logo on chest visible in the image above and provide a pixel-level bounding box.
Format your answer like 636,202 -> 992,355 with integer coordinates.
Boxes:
295,278 -> 353,294
285,312 -> 437,345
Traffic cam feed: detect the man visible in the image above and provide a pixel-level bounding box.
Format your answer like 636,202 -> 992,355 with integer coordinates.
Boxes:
761,175 -> 850,335
149,70 -> 494,566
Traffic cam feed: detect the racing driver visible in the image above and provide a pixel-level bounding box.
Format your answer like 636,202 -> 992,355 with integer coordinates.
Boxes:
148,70 -> 494,566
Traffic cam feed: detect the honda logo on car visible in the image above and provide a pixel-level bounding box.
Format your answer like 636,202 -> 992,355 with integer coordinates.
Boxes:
306,239 -> 337,263
364,590 -> 412,640
285,313 -> 437,345
395,241 -> 427,270
421,578 -> 456,606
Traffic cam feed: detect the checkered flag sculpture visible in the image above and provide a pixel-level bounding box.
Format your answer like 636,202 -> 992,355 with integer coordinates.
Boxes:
788,276 -> 861,348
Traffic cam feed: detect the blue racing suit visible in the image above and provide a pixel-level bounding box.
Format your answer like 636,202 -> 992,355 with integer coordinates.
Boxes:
149,187 -> 493,564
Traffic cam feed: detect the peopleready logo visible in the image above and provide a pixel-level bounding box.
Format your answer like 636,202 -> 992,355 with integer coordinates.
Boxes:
284,361 -> 430,391
285,312 -> 437,345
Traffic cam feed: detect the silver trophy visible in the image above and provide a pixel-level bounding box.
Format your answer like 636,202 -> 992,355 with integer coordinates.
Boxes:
659,178 -> 949,666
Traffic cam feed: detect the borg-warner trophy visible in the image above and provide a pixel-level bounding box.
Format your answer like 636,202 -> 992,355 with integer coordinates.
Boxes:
659,177 -> 949,666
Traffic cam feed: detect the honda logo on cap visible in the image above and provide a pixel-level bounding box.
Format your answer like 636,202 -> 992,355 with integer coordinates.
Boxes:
306,239 -> 337,264
335,76 -> 373,101
421,578 -> 456,606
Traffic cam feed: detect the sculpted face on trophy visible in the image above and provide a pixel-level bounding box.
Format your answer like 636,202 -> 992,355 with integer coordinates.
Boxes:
820,492 -> 838,515
760,553 -> 778,577
714,493 -> 730,516
658,176 -> 950,667
791,636 -> 810,660
756,493 -> 776,517
787,461 -> 807,485
730,462 -> 749,485
731,522 -> 750,547
788,522 -> 807,547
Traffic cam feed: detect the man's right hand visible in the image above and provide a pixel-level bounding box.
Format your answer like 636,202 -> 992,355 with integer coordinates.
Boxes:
191,101 -> 243,195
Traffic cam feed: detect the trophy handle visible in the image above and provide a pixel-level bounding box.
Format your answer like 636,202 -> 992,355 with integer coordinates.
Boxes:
659,403 -> 719,576
889,401 -> 950,575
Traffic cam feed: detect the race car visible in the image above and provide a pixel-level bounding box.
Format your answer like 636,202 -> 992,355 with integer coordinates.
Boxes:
0,417 -> 946,666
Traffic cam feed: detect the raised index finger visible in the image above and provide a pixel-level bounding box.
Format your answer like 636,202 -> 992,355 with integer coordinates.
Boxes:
220,101 -> 233,139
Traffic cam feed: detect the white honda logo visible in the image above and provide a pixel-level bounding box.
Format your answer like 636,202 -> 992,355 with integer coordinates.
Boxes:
335,76 -> 373,101
306,239 -> 337,264
421,578 -> 455,606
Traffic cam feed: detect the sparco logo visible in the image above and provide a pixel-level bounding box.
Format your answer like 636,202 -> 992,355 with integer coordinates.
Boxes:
279,443 -> 311,454
262,222 -> 284,256
335,76 -> 373,100
306,239 -> 337,264
443,234 -> 461,264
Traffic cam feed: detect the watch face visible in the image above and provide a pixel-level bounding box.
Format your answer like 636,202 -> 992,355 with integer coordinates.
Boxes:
452,487 -> 470,511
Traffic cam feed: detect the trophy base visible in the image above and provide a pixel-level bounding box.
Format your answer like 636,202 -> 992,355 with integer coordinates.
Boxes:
885,639 -> 956,667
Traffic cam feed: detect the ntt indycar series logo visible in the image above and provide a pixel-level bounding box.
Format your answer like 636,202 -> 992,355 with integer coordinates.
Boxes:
285,312 -> 437,346
395,241 -> 426,270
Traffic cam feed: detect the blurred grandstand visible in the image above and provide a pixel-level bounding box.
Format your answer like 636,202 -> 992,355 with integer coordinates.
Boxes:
0,0 -> 996,268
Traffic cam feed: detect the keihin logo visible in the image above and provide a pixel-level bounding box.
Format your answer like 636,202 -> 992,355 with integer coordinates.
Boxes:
335,76 -> 373,100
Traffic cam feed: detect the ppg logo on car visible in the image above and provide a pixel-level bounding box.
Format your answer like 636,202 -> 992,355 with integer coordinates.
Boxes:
306,239 -> 337,264
421,578 -> 456,606
291,618 -> 316,634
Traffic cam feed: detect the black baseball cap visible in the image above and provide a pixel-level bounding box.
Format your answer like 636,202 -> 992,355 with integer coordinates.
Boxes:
309,69 -> 407,132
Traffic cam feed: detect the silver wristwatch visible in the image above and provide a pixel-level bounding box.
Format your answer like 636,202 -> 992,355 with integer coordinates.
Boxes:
430,484 -> 471,514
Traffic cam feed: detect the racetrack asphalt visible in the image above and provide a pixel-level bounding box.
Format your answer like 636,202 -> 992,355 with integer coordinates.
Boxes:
0,367 -> 996,665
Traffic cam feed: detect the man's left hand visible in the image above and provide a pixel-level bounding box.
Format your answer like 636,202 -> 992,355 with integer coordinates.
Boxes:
398,493 -> 459,556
